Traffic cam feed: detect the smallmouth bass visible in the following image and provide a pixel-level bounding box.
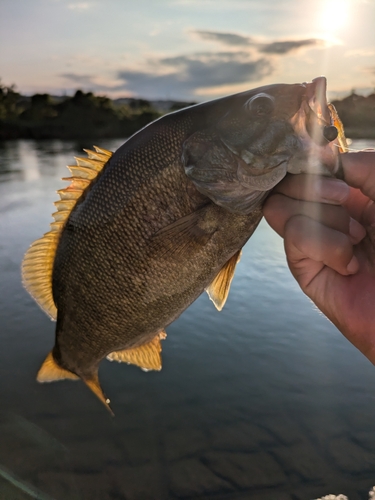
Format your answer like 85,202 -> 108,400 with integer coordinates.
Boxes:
22,76 -> 347,413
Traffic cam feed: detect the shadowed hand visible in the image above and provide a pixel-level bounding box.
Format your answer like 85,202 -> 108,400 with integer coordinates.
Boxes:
263,152 -> 375,364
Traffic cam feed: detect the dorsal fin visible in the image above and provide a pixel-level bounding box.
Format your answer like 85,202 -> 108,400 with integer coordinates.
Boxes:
106,331 -> 167,371
21,146 -> 113,320
205,249 -> 242,311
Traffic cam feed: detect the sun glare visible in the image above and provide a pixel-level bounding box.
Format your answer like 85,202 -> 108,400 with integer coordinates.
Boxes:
320,0 -> 350,32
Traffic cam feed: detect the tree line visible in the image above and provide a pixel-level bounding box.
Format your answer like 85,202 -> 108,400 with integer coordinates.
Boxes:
0,80 -> 374,139
0,82 -> 162,140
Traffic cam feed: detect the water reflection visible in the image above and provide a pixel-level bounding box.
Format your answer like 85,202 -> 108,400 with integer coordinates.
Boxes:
1,138 -> 375,499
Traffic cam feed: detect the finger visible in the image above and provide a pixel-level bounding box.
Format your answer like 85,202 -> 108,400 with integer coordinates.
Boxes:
263,194 -> 366,243
341,152 -> 375,200
343,186 -> 370,222
272,174 -> 350,205
284,215 -> 358,290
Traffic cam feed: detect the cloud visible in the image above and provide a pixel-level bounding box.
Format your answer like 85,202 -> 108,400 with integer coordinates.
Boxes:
193,30 -> 252,46
60,73 -> 95,85
60,51 -> 274,100
193,29 -> 324,55
59,30 -> 323,100
115,52 -> 273,99
259,39 -> 323,54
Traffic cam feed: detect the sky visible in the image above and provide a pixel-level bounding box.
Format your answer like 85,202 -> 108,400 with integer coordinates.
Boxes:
1,0 -> 375,102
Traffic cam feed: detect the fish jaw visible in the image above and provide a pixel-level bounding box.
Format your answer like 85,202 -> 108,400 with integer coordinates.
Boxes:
287,76 -> 344,177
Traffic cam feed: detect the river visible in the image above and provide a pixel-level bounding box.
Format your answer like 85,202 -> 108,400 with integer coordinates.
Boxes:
0,138 -> 375,500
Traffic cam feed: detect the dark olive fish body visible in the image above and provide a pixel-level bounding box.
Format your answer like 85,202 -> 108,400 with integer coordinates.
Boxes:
22,77 -> 347,410
53,100 -> 266,376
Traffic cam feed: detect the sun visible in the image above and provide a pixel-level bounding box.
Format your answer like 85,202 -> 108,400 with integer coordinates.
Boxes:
320,0 -> 350,32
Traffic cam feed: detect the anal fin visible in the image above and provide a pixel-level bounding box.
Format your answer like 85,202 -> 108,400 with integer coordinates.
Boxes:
206,249 -> 242,311
107,331 -> 167,371
37,351 -> 79,382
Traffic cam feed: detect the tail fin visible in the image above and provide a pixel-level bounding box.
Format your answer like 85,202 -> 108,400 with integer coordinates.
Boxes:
84,375 -> 114,416
37,351 -> 113,415
37,351 -> 79,382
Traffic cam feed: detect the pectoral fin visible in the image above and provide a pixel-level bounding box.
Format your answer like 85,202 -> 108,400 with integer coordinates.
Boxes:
107,331 -> 167,371
206,250 -> 242,311
149,205 -> 217,259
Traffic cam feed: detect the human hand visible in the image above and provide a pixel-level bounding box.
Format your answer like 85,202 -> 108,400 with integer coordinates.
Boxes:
263,152 -> 375,364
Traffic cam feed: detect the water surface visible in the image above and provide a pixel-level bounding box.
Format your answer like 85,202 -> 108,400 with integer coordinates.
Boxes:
1,139 -> 375,500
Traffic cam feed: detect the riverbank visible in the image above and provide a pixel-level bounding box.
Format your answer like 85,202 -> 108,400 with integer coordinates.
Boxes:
0,82 -> 374,140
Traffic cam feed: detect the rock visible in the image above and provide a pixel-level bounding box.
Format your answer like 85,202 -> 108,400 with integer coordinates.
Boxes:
202,450 -> 287,489
208,421 -> 275,452
350,431 -> 375,454
328,437 -> 375,474
163,427 -> 209,461
71,470 -> 117,500
68,438 -> 123,473
168,458 -> 233,498
0,411 -> 78,499
313,495 -> 349,500
271,442 -> 328,480
260,415 -> 302,445
345,411 -> 375,433
116,428 -> 157,467
112,463 -> 166,500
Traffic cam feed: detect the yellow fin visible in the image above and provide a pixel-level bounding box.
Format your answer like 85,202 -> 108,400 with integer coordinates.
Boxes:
37,353 -> 113,415
107,331 -> 167,371
54,200 -> 77,212
74,157 -> 105,171
328,103 -> 349,153
84,148 -> 111,162
21,146 -> 113,320
206,250 -> 242,311
61,177 -> 91,190
84,375 -> 114,416
67,165 -> 97,180
57,187 -> 82,201
37,351 -> 79,382
93,145 -> 113,157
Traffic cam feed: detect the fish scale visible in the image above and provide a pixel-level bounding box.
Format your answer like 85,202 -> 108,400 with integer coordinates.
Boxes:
22,77 -> 347,412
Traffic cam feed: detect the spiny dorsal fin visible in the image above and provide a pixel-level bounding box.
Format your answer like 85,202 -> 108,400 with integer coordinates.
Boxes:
106,331 -> 167,371
21,146 -> 113,320
37,351 -> 79,382
205,249 -> 242,311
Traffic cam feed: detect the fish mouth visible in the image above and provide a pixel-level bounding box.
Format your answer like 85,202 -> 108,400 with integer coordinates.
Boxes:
287,76 -> 348,176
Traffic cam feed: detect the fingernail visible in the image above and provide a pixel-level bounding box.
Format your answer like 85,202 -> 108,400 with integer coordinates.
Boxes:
349,218 -> 366,240
320,179 -> 350,203
347,255 -> 359,274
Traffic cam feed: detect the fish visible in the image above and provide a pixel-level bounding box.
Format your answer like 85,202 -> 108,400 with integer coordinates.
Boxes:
22,76 -> 347,413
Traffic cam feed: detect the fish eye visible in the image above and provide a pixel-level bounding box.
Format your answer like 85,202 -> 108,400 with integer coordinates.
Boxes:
246,93 -> 275,116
